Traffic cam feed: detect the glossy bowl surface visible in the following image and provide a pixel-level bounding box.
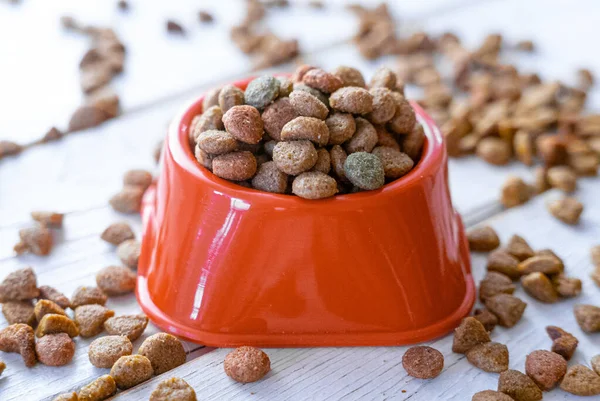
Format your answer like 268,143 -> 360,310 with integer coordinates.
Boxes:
137,77 -> 475,347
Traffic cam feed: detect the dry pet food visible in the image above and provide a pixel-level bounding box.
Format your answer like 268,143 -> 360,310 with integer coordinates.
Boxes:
36,314 -> 79,338
473,308 -> 498,332
0,324 -> 37,367
96,265 -> 136,295
560,365 -> 600,396
472,390 -> 514,401
479,271 -> 515,301
484,294 -> 527,328
109,186 -> 145,213
2,301 -> 36,326
546,325 -> 578,360
138,333 -> 187,375
486,250 -> 520,280
292,172 -> 338,199
116,239 -> 141,269
123,169 -> 153,190
547,197 -> 583,224
573,304 -> 600,332
506,235 -> 534,261
521,272 -> 558,303
34,299 -> 67,321
524,350 -> 566,391
74,304 -> 115,338
465,342 -> 509,373
53,393 -> 78,401
467,226 -> 500,252
150,377 -> 197,401
402,345 -> 444,379
452,317 -> 490,354
104,314 -> 149,341
38,285 -> 71,309
14,225 -> 53,256
498,369 -> 542,401
100,222 -> 135,245
500,176 -> 531,208
518,255 -> 562,275
31,211 -> 64,228
0,360 -> 5,376
110,354 -> 153,389
78,375 -> 117,401
71,286 -> 108,308
35,333 -> 75,366
0,267 -> 39,302
88,335 -> 133,368
224,346 -> 271,383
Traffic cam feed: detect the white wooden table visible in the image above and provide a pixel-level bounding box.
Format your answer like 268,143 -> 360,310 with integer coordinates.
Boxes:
1,0 -> 599,400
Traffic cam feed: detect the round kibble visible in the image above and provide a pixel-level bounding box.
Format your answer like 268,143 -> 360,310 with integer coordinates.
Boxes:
35,333 -> 75,366
525,350 -> 567,391
311,148 -> 331,174
100,222 -> 135,246
104,314 -> 149,341
344,152 -> 385,190
369,67 -> 397,89
326,112 -> 356,145
196,130 -> 237,155
367,87 -> 396,124
403,123 -> 425,162
222,105 -> 263,145
292,64 -> 316,83
110,354 -> 154,390
375,125 -> 401,150
476,137 -> 511,165
244,76 -> 280,109
280,116 -> 330,146
123,170 -> 153,190
372,147 -> 414,178
202,87 -> 220,110
293,83 -> 330,107
302,68 -> 343,93
272,140 -> 318,175
212,151 -> 257,181
262,98 -> 299,141
190,106 -> 224,142
388,95 -> 416,135
330,145 -> 348,181
331,66 -> 366,88
150,377 -> 197,401
195,145 -> 213,169
138,333 -> 187,375
116,239 -> 141,269
292,172 -> 338,200
251,161 -> 288,194
109,186 -> 144,213
276,76 -> 293,97
218,84 -> 244,112
329,87 -> 373,114
402,346 -> 444,379
96,265 -> 136,296
289,90 -> 329,120
88,335 -> 133,368
224,346 -> 271,383
345,117 -> 378,154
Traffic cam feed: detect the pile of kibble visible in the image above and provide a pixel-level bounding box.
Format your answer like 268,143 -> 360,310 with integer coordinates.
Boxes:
189,64 -> 424,199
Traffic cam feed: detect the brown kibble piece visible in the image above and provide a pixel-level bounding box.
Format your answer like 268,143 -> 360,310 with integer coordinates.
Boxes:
514,130 -> 534,165
88,335 -> 133,368
501,176 -> 531,208
123,169 -> 153,191
485,294 -> 527,328
472,390 -> 514,401
36,333 -> 75,366
375,125 -> 400,151
212,151 -> 257,181
498,369 -> 543,401
311,148 -> 331,174
302,68 -> 343,94
166,20 -> 185,34
292,172 -> 338,200
367,88 -> 396,124
466,342 -> 509,373
592,355 -> 600,376
223,105 -> 264,145
506,235 -> 534,261
2,301 -> 35,326
329,87 -> 374,114
262,98 -> 298,141
547,166 -> 577,193
96,265 -> 136,295
0,267 -> 39,302
273,140 -> 318,175
31,211 -> 64,228
547,197 -> 583,225
224,346 -> 271,383
560,365 -> 600,396
104,314 -> 149,341
36,314 -> 79,338
372,147 -> 413,179
591,245 -> 600,266
452,317 -> 491,354
402,346 -> 444,379
479,271 -> 516,301
109,186 -> 144,213
0,140 -> 24,159
14,225 -> 53,256
330,145 -> 348,182
34,299 -> 67,322
281,116 -> 330,146
195,129 -> 239,156
473,308 -> 498,332
190,106 -> 224,142
518,255 -> 562,275
71,286 -> 107,308
525,350 -> 566,391
577,68 -> 595,90
117,239 -> 141,269
138,333 -> 187,375
546,325 -> 578,360
74,305 -> 115,337
218,84 -> 245,113
468,226 -> 500,252
289,90 -> 329,120
521,272 -> 558,303
149,377 -> 197,401
574,304 -> 600,332
68,105 -> 111,132
370,67 -> 397,89
251,161 -> 288,194
203,88 -> 221,110
326,112 -> 356,145
401,123 -> 425,162
551,274 -> 581,298
487,250 -> 521,280
110,354 -> 153,389
345,117 -> 377,154
476,138 -> 511,165
0,324 -> 36,367
101,222 -> 135,245
78,375 -> 117,401
332,66 -> 365,88
388,96 -> 416,135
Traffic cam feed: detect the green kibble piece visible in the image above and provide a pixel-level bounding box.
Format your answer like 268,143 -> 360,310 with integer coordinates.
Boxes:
344,152 -> 385,190
244,76 -> 280,109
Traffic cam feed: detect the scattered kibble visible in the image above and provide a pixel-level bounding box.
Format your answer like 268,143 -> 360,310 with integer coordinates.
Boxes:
473,308 -> 498,332
0,324 -> 37,367
103,314 -> 149,341
524,350 -> 566,391
0,267 -> 39,302
484,294 -> 527,328
34,299 -> 67,322
100,222 -> 135,245
472,390 -> 514,401
224,346 -> 271,383
521,272 -> 558,303
109,186 -> 145,213
573,304 -> 600,332
138,333 -> 187,375
498,369 -> 542,401
89,335 -> 133,368
78,375 -> 117,401
479,271 -> 515,301
31,211 -> 64,228
546,325 -> 578,360
53,393 -> 78,401
166,20 -> 186,35
150,377 -> 197,401
452,317 -> 490,354
96,265 -> 136,295
486,249 -> 520,279
116,239 -> 141,269
551,274 -> 581,298
505,235 -> 534,261
71,286 -> 108,308
36,313 -> 79,338
560,365 -> 600,396
74,304 -> 115,338
123,169 -> 153,191
2,301 -> 35,326
36,333 -> 75,366
500,176 -> 531,208
467,226 -> 500,252
518,255 -> 562,275
547,197 -> 583,224
110,354 -> 153,389
14,225 -> 53,256
465,342 -> 509,373
401,346 -> 444,379
547,165 -> 577,193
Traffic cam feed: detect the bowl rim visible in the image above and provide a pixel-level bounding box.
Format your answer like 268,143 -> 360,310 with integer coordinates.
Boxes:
167,75 -> 446,205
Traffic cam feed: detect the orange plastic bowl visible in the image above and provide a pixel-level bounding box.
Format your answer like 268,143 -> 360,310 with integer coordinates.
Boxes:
137,77 -> 475,347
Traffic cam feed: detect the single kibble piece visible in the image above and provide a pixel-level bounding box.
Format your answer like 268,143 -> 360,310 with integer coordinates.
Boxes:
78,375 -> 117,401
222,105 -> 263,145
535,248 -> 564,269
96,265 -> 136,296
31,211 -> 64,228
573,304 -> 600,332
332,66 -> 365,88
329,87 -> 374,114
476,138 -> 511,165
486,250 -> 521,280
375,125 -> 401,150
150,377 -> 197,401
370,67 -> 397,89
0,140 -> 24,159
71,286 -> 108,308
401,123 -> 425,162
123,169 -> 153,191
138,333 -> 187,375
452,317 -> 490,353
546,326 -> 578,360
292,65 -> 316,83
292,172 -> 338,200
302,68 -> 343,94
466,342 -> 509,373
326,112 -> 356,145
547,166 -> 577,193
498,369 -> 543,401
212,151 -> 258,181
244,76 -> 280,109
506,235 -> 534,261
190,106 -> 224,142
289,90 -> 329,120
472,390 -> 514,401
262,98 -> 298,141
110,354 -> 154,389
109,186 -> 145,213
218,84 -> 245,113
0,267 -> 39,302
273,140 -> 318,175
501,176 -> 531,208
277,77 -> 293,97
34,299 -> 67,322
293,83 -> 330,108
0,324 -> 37,367
2,301 -> 36,326
344,152 -> 385,190
202,88 -> 221,110
14,225 -> 53,256
38,285 -> 70,309
467,226 -> 500,252
330,145 -> 348,182
402,346 -> 444,379
560,365 -> 600,396
196,130 -> 237,155
224,346 -> 271,383
281,116 -> 330,146
524,350 -> 567,391
100,222 -> 135,245
485,294 -> 527,328
592,355 -> 600,376
345,117 -> 378,154
518,255 -> 562,275
252,161 -> 288,194
36,313 -> 79,338
104,314 -> 149,341
367,88 -> 396,124
312,148 -> 331,174
521,272 -> 558,303
74,304 -> 115,338
547,197 -> 583,225
388,95 -> 416,135
68,105 -> 110,132
479,271 -> 516,302
35,333 -> 75,366
473,308 -> 498,332
117,239 -> 141,269
89,335 -> 133,368
372,147 -> 414,179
